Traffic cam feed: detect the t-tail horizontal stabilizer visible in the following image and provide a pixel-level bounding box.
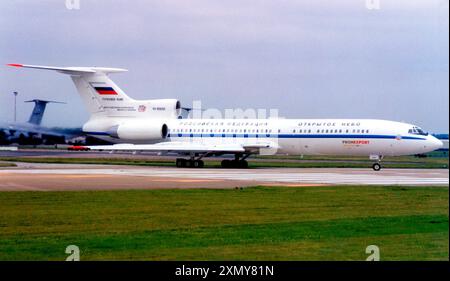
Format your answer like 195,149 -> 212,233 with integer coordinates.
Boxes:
7,63 -> 127,75
7,63 -> 134,117
24,99 -> 66,126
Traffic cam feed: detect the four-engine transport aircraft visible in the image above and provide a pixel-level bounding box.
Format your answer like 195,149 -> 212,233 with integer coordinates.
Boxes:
8,63 -> 443,170
0,98 -> 82,144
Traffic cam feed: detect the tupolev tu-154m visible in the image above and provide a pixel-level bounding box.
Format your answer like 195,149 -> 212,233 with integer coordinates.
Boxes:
8,63 -> 442,170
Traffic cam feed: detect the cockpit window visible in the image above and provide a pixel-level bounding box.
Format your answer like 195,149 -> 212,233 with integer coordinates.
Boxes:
408,126 -> 428,136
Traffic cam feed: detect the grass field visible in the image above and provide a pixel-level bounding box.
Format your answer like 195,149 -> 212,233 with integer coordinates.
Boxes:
0,162 -> 16,167
0,155 -> 448,169
0,185 -> 447,261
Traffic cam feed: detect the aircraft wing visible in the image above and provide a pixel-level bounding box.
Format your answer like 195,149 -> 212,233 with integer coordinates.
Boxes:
85,141 -> 277,154
2,123 -> 83,138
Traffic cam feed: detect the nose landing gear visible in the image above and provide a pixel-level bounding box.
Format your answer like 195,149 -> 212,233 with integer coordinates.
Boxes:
370,155 -> 383,171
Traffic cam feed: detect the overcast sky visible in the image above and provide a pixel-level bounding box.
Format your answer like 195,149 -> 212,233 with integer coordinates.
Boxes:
0,0 -> 448,132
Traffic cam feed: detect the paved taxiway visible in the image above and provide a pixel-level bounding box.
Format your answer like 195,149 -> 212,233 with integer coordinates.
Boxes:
0,162 -> 447,191
0,149 -> 418,164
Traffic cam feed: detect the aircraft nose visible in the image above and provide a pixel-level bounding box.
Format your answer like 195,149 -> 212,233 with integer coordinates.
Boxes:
428,135 -> 443,151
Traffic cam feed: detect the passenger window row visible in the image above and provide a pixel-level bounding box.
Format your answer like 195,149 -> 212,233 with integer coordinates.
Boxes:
169,127 -> 370,134
169,128 -> 273,133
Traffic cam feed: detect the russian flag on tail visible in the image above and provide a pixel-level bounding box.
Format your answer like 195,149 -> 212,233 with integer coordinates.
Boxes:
94,86 -> 118,95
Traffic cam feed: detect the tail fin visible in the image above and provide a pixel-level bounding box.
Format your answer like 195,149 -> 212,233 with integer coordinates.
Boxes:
24,99 -> 65,125
8,64 -> 134,117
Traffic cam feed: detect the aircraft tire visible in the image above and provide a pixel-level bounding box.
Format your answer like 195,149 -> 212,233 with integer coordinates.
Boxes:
176,158 -> 186,168
372,163 -> 381,171
193,160 -> 204,168
221,160 -> 231,168
230,160 -> 240,168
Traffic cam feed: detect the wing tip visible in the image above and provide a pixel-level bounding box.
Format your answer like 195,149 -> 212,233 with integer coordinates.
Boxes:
7,63 -> 23,68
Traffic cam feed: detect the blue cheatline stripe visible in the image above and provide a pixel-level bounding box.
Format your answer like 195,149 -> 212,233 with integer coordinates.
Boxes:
85,131 -> 426,140
166,133 -> 425,140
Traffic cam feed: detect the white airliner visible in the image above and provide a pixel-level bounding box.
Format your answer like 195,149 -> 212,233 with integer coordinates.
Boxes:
8,63 -> 443,170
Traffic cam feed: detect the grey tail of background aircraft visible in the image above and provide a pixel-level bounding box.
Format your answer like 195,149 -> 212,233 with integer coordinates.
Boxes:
25,99 -> 65,126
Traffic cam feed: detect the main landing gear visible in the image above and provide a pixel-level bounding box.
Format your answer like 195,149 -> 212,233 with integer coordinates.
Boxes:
176,152 -> 207,168
175,153 -> 251,169
176,158 -> 204,168
221,153 -> 250,168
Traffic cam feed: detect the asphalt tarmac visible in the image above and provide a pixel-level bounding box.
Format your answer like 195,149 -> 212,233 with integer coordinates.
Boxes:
0,162 -> 447,191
